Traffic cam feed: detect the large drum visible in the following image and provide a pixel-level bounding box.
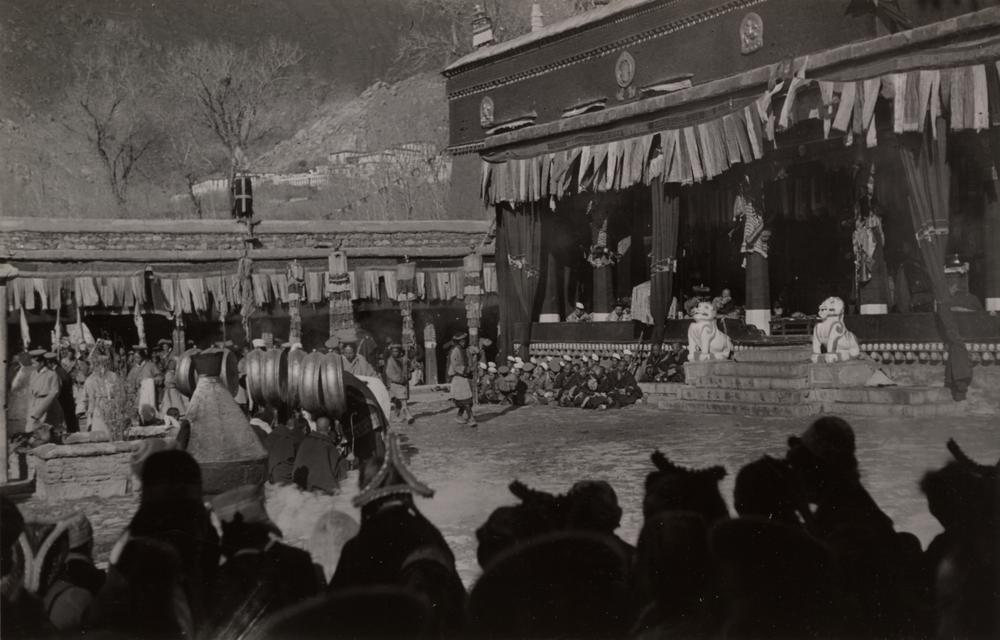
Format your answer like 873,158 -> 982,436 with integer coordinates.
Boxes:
175,348 -> 201,397
220,348 -> 241,397
298,351 -> 326,415
245,349 -> 266,406
261,348 -> 289,407
284,348 -> 306,407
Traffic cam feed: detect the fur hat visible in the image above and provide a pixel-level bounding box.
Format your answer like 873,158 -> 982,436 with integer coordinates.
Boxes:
644,451 -> 729,522
251,338 -> 266,349
788,416 -> 857,472
522,363 -> 535,373
478,362 -> 488,370
575,302 -> 585,310
549,361 -> 562,373
498,366 -> 510,375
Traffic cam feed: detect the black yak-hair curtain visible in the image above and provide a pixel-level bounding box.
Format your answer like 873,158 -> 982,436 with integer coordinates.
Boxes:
495,202 -> 543,359
650,177 -> 681,343
896,118 -> 972,399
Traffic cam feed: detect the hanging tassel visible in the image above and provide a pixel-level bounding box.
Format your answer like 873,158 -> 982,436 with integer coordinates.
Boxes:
134,300 -> 146,348
52,303 -> 62,350
20,306 -> 30,350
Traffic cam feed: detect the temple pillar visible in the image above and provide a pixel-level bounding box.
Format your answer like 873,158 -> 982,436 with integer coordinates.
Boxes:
859,243 -> 889,314
745,253 -> 771,334
423,322 -> 439,385
986,176 -> 1000,312
327,251 -> 355,335
539,250 -> 561,322
397,261 -> 417,350
592,266 -> 613,321
287,260 -> 305,344
0,264 -> 19,483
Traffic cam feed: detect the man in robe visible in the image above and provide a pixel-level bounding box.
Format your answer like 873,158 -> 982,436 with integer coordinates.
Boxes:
608,302 -> 630,322
385,343 -> 415,424
127,346 -> 159,424
293,417 -> 349,494
447,332 -> 476,426
341,343 -> 377,377
27,350 -> 64,433
566,302 -> 592,323
52,353 -> 79,433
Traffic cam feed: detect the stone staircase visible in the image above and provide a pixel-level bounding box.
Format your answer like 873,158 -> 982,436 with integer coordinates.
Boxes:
641,346 -> 966,418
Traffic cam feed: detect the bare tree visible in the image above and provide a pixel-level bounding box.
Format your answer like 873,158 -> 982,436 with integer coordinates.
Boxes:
163,38 -> 304,215
68,29 -> 158,207
389,0 -> 578,79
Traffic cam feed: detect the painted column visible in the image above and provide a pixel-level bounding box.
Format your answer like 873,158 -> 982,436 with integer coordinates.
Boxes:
592,265 -> 614,321
985,171 -> 1000,312
287,260 -> 305,344
858,239 -> 889,314
745,253 -> 771,334
423,322 -> 438,385
327,251 -> 355,335
539,250 -> 561,323
397,261 -> 417,350
736,181 -> 771,335
0,264 -> 19,483
463,254 -> 483,344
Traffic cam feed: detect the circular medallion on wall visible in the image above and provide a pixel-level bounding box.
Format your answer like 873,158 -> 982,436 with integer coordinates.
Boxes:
480,96 -> 495,128
615,50 -> 636,88
740,12 -> 764,54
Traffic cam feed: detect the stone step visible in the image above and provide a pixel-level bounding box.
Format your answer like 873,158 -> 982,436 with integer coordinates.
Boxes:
686,360 -> 812,379
810,386 -> 954,406
648,396 -> 819,418
823,401 -> 969,418
733,345 -> 814,363
696,375 -> 811,390
675,386 -> 811,405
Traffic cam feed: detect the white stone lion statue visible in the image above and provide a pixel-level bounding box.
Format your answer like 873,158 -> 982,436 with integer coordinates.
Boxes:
687,301 -> 732,361
811,296 -> 861,363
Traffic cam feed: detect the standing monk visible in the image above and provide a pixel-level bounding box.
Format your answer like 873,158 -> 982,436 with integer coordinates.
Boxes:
447,332 -> 476,427
385,344 -> 415,424
126,346 -> 159,424
27,350 -> 64,433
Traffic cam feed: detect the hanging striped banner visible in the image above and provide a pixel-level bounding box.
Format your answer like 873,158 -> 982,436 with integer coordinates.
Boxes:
481,59 -> 1000,206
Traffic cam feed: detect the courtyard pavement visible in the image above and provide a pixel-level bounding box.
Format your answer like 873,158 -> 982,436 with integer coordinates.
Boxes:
18,399 -> 1000,588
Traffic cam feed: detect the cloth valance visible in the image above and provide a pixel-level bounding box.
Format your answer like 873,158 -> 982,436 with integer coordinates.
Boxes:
481,58 -> 1000,205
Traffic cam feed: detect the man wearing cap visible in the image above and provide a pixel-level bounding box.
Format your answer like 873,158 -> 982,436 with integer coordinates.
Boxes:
385,344 -> 415,424
566,302 -> 592,323
27,350 -> 64,433
447,332 -> 476,425
608,301 -> 630,322
479,363 -> 500,404
341,343 -> 377,377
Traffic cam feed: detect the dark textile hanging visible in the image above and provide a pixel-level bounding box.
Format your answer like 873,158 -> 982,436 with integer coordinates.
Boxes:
650,177 -> 681,342
896,119 -> 972,400
495,203 -> 543,358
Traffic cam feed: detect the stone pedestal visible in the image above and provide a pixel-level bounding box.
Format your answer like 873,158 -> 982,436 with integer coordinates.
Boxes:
807,360 -> 878,388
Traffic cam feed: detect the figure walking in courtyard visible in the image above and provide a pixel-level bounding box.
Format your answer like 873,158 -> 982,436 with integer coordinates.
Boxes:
448,332 -> 476,427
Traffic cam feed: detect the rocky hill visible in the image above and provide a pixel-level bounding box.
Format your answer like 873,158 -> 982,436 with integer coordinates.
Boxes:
0,0 -> 583,220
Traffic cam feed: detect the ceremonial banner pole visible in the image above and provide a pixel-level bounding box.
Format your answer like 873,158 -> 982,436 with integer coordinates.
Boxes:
287,260 -> 305,344
327,251 -> 355,336
463,253 -> 483,405
0,263 -> 19,483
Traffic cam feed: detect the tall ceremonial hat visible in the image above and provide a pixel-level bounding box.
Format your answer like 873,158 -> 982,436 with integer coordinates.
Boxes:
354,434 -> 434,508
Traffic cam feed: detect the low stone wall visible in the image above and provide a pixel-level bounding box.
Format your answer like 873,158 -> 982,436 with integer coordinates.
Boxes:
29,441 -> 141,501
0,218 -> 490,254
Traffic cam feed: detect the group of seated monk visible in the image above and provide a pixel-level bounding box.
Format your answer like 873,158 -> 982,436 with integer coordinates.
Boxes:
476,351 -> 643,410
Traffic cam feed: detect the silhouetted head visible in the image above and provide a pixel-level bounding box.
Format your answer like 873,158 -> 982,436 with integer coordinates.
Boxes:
643,451 -> 729,523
